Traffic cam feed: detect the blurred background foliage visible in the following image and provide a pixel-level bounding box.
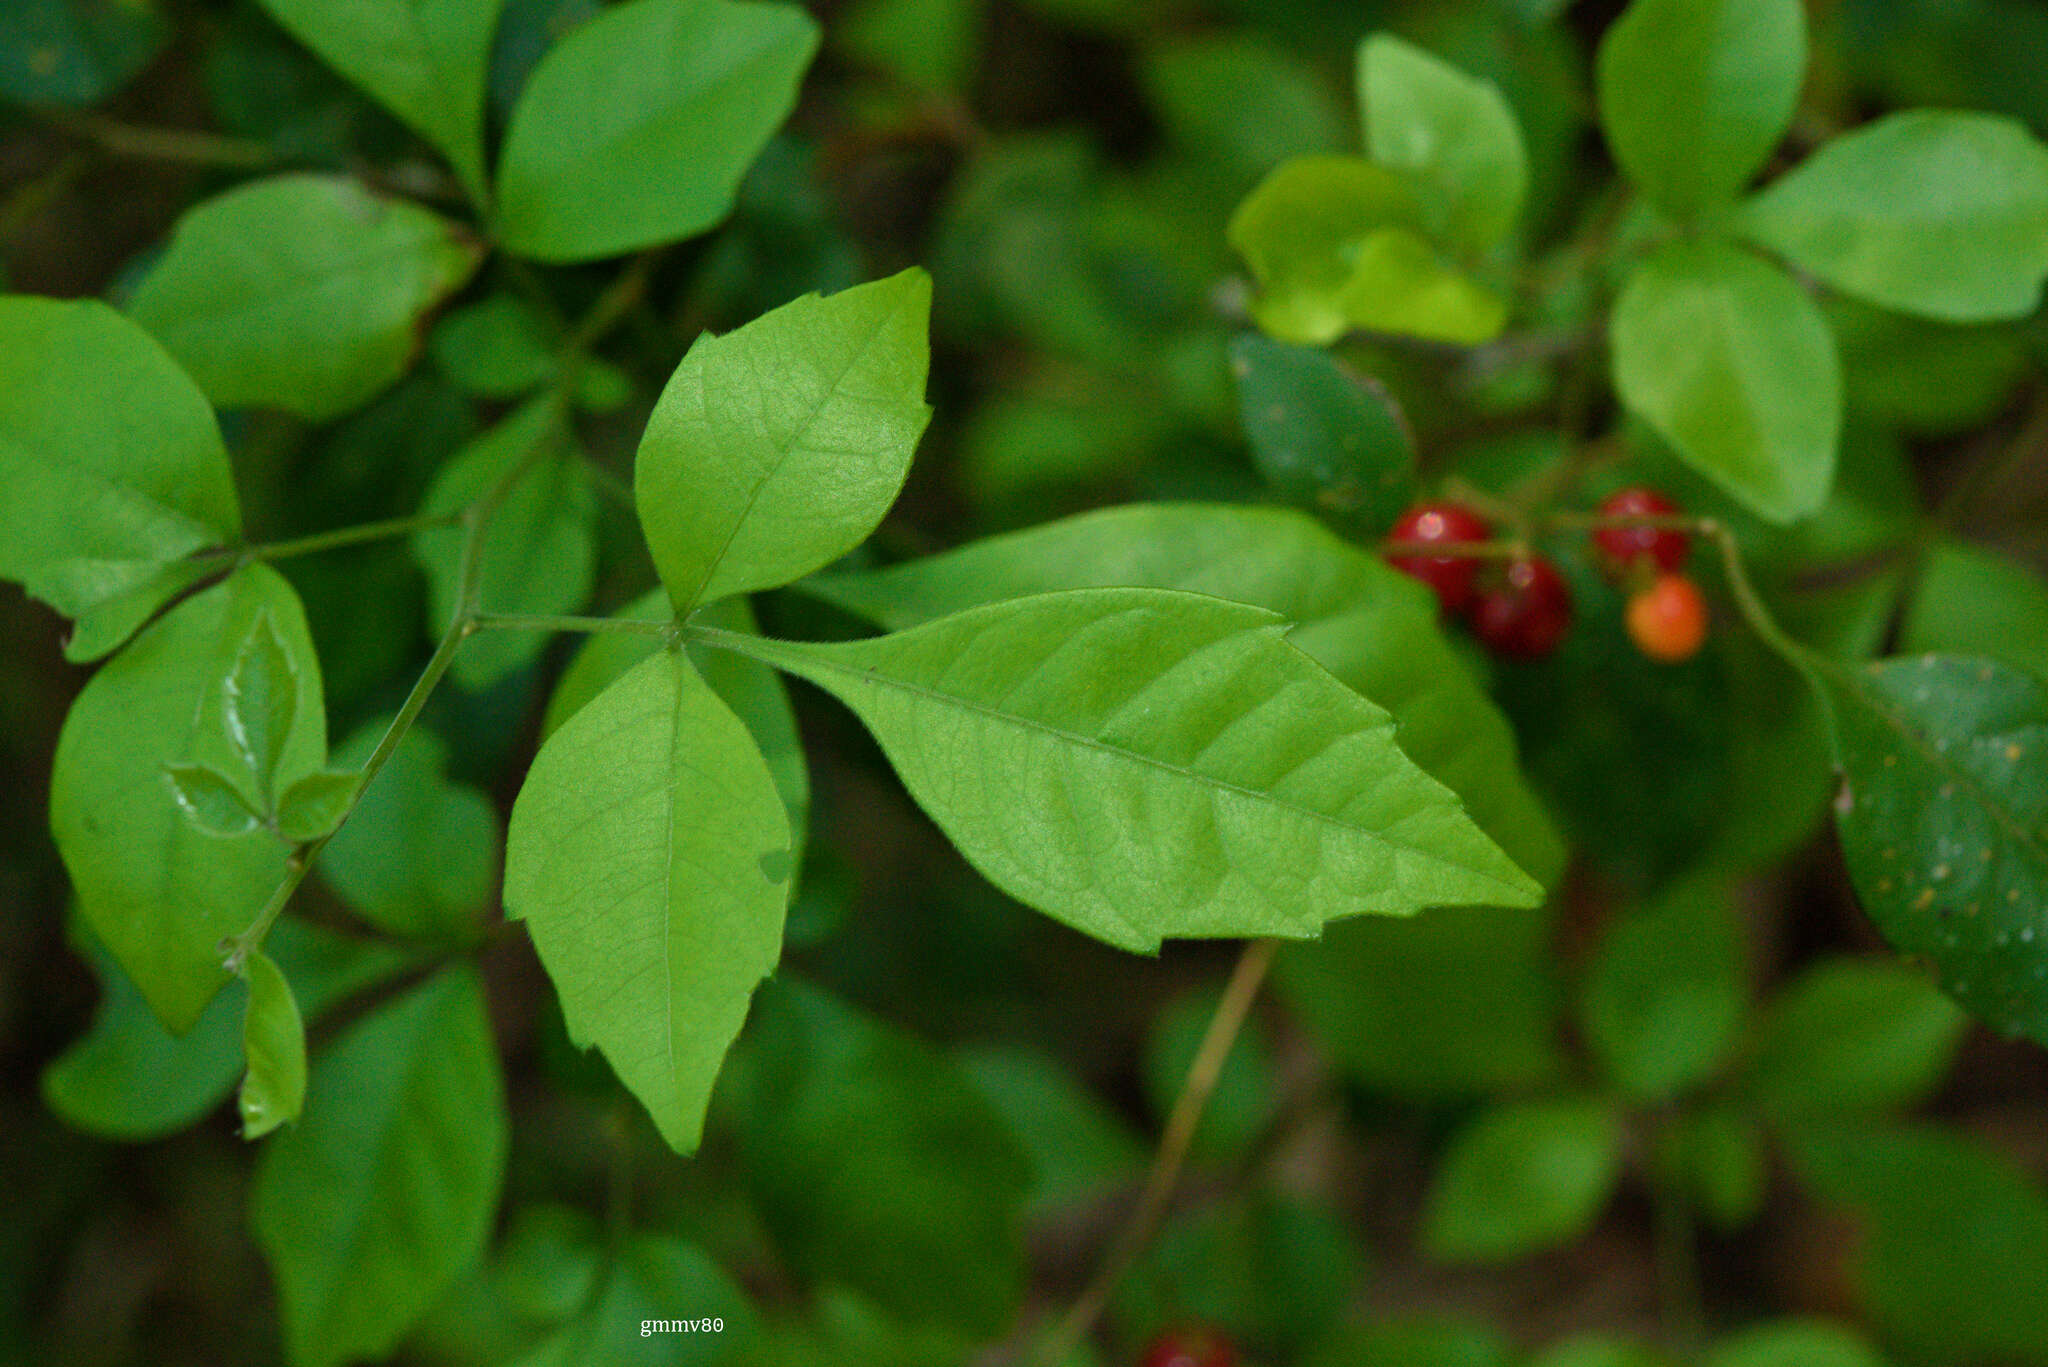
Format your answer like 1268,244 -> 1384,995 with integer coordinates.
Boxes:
4,0 -> 2048,1364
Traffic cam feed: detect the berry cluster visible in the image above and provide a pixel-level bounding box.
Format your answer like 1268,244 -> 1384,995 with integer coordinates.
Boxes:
1384,487 -> 1709,663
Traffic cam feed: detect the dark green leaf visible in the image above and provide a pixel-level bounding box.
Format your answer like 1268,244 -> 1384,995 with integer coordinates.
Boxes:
1740,958 -> 1968,1117
490,1204 -> 601,1326
1358,33 -> 1528,253
1901,541 -> 2048,682
1595,0 -> 1805,216
430,293 -> 559,397
1422,1098 -> 1624,1263
0,0 -> 167,106
320,720 -> 496,939
254,967 -> 507,1367
958,1045 -> 1145,1214
1611,240 -> 1841,523
1740,112 -> 2048,324
805,504 -> 1563,887
1790,1123 -> 2048,1363
1656,1106 -> 1766,1232
1581,879 -> 1745,1099
493,0 -> 819,261
1303,1318 -> 1517,1367
254,0 -> 504,195
1822,655 -> 2048,1045
1533,1338 -> 1683,1367
1142,989 -> 1280,1163
0,296 -> 240,658
1140,36 -> 1345,192
837,0 -> 979,94
506,652 -> 790,1153
126,175 -> 485,421
238,949 -> 306,1138
164,762 -> 262,838
735,979 -> 1030,1336
635,269 -> 931,614
50,565 -> 327,1031
726,588 -> 1539,952
1230,333 -> 1415,535
509,1235 -> 756,1365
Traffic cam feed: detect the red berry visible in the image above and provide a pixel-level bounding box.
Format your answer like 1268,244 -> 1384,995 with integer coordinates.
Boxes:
1386,502 -> 1493,613
1140,1326 -> 1237,1367
1626,572 -> 1710,662
1593,486 -> 1689,574
1471,556 -> 1573,659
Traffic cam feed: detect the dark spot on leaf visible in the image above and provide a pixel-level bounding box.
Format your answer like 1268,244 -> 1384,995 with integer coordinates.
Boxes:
758,848 -> 791,885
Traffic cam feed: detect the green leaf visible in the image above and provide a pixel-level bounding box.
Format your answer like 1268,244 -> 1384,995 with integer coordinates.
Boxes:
1595,0 -> 1805,216
508,1236 -> 756,1366
1790,1123 -> 2048,1363
734,979 -> 1030,1336
0,0 -> 167,106
958,1045 -> 1145,1215
1231,334 -> 1415,535
126,175 -> 485,421
490,1204 -> 601,1326
1338,227 -> 1509,344
42,917 -> 423,1142
1821,655 -> 2048,1046
1901,540 -> 2048,683
276,770 -> 362,844
1831,299 -> 2030,436
805,503 -> 1563,887
412,394 -> 596,689
1534,1338 -> 1683,1367
727,588 -> 1539,951
493,0 -> 819,262
1278,905 -> 1563,1098
1656,1106 -> 1766,1232
253,0 -> 503,196
635,268 -> 932,614
838,0 -> 980,94
320,720 -> 497,938
1739,112 -> 2048,324
1611,240 -> 1841,524
1422,1098 -> 1624,1263
430,293 -> 559,397
50,565 -> 328,1032
1304,1320 -> 1517,1367
238,949 -> 306,1139
224,609 -> 297,809
1740,958 -> 1967,1119
505,651 -> 790,1153
1581,879 -> 1745,1099
1704,1320 -> 1889,1367
0,296 -> 239,656
1140,36 -> 1345,192
164,762 -> 262,838
1358,33 -> 1528,254
1227,154 -> 1425,346
253,967 -> 507,1367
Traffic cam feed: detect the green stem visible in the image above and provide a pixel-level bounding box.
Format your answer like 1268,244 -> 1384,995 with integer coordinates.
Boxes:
1032,938 -> 1280,1367
1701,519 -> 1831,682
205,512 -> 461,566
51,112 -> 275,169
471,611 -> 670,637
1651,1133 -> 1706,1350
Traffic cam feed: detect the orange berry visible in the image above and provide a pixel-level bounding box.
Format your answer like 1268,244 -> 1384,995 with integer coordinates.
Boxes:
1626,573 -> 1709,663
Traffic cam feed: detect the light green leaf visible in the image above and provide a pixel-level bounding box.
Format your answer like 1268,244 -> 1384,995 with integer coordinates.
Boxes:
1790,1123 -> 2048,1363
1595,0 -> 1805,216
0,295 -> 239,657
718,587 -> 1540,951
1822,655 -> 2048,1046
254,967 -> 507,1367
1611,240 -> 1841,523
253,0 -> 503,196
1422,1098 -> 1625,1263
1227,154 -> 1425,346
1901,540 -> 2048,682
0,0 -> 167,107
1230,333 -> 1415,535
505,651 -> 791,1153
1581,879 -> 1745,1099
1740,959 -> 1968,1118
508,1236 -> 757,1366
1739,112 -> 2048,324
494,0 -> 819,261
804,503 -> 1563,886
165,762 -> 262,838
1336,225 -> 1508,344
225,610 -> 297,809
127,175 -> 484,420
734,980 -> 1030,1336
42,917 -> 423,1142
238,949 -> 306,1139
1704,1320 -> 1889,1367
412,394 -> 596,689
276,770 -> 362,843
50,565 -> 327,1032
635,268 -> 932,614
1358,33 -> 1528,254
320,720 -> 497,939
